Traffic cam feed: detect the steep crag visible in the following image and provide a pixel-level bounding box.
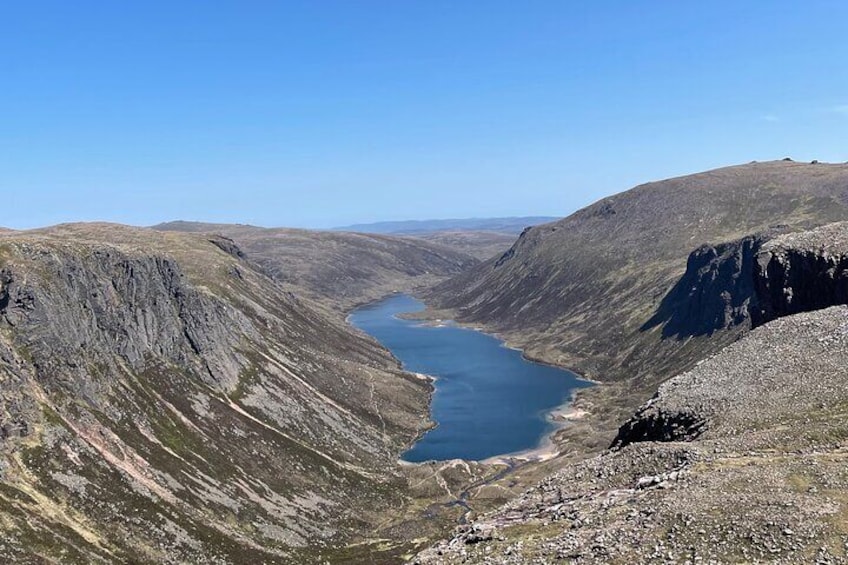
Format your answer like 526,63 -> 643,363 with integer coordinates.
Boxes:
641,233 -> 774,339
753,223 -> 848,326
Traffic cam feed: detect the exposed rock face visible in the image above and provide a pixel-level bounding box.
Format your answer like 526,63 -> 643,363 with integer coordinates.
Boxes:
643,221 -> 848,338
641,233 -> 775,338
0,224 -> 432,562
753,222 -> 848,326
619,221 -> 848,446
613,398 -> 707,446
3,249 -> 250,393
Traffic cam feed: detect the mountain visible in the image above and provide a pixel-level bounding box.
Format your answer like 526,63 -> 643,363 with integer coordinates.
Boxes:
425,160 -> 848,433
152,221 -> 477,310
416,221 -> 848,563
0,223 -> 434,562
333,217 -> 559,235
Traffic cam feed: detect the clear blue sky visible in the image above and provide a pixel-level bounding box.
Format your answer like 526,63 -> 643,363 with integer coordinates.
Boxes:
3,1 -> 847,229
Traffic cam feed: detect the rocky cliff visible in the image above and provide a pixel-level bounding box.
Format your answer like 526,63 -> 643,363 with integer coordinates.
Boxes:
639,220 -> 848,351
615,221 -> 848,446
641,232 -> 775,339
0,224 -> 433,563
753,222 -> 848,327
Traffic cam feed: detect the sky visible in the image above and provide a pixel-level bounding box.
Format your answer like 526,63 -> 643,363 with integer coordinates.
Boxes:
2,1 -> 847,229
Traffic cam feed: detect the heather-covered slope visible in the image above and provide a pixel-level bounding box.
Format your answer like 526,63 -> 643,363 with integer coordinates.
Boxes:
0,223 -> 432,563
429,161 -> 848,389
153,221 -> 477,310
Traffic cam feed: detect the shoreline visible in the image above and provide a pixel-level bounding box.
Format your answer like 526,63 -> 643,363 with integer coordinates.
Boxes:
481,399 -> 591,465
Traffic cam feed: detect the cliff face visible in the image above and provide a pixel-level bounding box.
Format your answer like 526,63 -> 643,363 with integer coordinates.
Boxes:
0,224 -> 432,563
752,223 -> 848,327
643,222 -> 848,341
613,220 -> 848,448
641,233 -> 775,339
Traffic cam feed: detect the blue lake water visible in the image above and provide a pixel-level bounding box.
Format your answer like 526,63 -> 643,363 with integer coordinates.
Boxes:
349,294 -> 591,462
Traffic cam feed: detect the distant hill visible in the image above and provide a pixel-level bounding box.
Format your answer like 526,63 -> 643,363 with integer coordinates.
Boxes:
152,221 -> 477,310
333,216 -> 560,235
407,230 -> 519,261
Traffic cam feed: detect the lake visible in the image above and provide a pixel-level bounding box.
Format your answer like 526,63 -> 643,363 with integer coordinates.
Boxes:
349,294 -> 591,462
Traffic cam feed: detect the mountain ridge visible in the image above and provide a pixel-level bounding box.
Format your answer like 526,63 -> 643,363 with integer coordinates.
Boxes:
0,223 -> 437,562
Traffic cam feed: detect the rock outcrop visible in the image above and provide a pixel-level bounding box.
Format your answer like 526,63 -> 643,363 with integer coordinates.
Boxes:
641,232 -> 777,338
643,221 -> 848,346
753,222 -> 848,326
619,221 -> 848,446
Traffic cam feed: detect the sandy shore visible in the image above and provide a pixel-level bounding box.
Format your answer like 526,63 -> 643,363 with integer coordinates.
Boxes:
480,403 -> 590,465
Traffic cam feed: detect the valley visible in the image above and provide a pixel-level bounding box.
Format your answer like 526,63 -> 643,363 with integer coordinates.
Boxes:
8,4 -> 845,563
417,253 -> 848,563
3,162 -> 848,563
0,223 -> 440,562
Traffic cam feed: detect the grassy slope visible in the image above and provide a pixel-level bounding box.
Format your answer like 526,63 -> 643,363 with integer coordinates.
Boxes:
428,160 -> 848,439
